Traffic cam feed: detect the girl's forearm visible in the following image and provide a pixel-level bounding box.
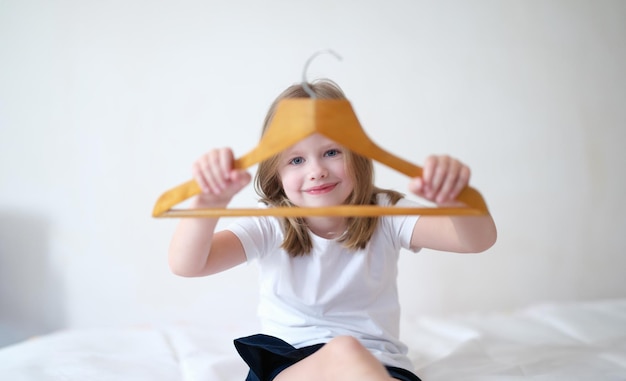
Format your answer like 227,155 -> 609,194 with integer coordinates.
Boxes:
167,198 -> 224,276
168,218 -> 219,276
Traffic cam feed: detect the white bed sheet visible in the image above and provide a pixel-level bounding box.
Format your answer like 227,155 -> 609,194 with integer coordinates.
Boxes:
1,299 -> 625,380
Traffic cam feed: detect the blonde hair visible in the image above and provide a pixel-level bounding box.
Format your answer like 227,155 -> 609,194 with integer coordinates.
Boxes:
254,79 -> 403,257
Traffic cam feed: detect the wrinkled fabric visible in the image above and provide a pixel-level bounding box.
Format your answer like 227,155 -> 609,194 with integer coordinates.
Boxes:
0,299 -> 624,381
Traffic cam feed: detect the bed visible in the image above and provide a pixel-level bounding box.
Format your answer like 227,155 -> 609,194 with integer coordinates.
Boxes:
1,298 -> 625,380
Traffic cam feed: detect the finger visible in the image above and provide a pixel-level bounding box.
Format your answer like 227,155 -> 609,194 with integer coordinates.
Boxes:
449,165 -> 471,201
429,155 -> 450,199
231,170 -> 252,190
206,150 -> 229,192
218,148 -> 235,181
198,151 -> 222,194
408,177 -> 425,197
192,161 -> 211,194
435,160 -> 461,203
421,156 -> 438,197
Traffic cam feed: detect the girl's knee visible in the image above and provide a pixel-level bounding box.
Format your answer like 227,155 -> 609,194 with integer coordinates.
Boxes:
326,336 -> 370,357
275,336 -> 390,380
322,336 -> 392,378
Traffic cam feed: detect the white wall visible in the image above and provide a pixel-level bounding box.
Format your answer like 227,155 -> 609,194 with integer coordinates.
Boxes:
1,0 -> 625,346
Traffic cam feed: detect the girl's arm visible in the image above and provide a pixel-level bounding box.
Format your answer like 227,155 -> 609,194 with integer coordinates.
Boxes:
168,149 -> 251,277
408,155 -> 497,253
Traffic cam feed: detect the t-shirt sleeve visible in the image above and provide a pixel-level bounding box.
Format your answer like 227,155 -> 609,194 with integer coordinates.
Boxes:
388,197 -> 421,253
226,216 -> 280,262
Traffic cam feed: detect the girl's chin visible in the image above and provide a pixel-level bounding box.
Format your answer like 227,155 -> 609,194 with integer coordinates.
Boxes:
305,204 -> 343,210
292,199 -> 341,208
290,193 -> 350,209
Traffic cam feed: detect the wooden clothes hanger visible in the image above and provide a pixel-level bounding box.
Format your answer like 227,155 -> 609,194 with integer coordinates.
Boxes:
152,97 -> 489,218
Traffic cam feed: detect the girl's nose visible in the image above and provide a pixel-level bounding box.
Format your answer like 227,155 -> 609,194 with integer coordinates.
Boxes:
308,162 -> 328,180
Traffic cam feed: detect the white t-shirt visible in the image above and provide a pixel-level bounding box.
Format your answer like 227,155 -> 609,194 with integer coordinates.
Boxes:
227,195 -> 420,370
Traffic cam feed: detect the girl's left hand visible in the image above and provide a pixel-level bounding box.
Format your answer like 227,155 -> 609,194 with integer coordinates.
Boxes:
408,155 -> 471,204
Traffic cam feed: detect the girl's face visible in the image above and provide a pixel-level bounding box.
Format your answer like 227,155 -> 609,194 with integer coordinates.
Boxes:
278,134 -> 354,208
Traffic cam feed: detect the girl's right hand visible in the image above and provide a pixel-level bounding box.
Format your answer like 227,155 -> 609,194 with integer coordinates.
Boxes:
191,148 -> 251,206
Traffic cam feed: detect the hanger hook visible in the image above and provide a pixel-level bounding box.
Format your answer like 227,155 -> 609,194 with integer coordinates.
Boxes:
302,49 -> 343,98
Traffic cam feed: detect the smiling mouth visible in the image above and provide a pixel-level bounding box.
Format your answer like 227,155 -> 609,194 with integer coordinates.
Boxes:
304,183 -> 337,195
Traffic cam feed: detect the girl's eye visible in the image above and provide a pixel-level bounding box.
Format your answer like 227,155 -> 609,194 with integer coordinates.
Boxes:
325,149 -> 340,157
289,157 -> 304,165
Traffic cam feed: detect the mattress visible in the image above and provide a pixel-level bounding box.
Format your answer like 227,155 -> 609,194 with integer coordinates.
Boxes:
1,299 -> 625,380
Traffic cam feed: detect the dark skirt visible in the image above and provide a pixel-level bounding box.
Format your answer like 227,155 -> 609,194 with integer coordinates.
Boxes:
234,334 -> 421,381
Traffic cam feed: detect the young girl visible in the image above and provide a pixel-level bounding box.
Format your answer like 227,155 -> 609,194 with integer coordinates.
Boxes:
168,79 -> 497,381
